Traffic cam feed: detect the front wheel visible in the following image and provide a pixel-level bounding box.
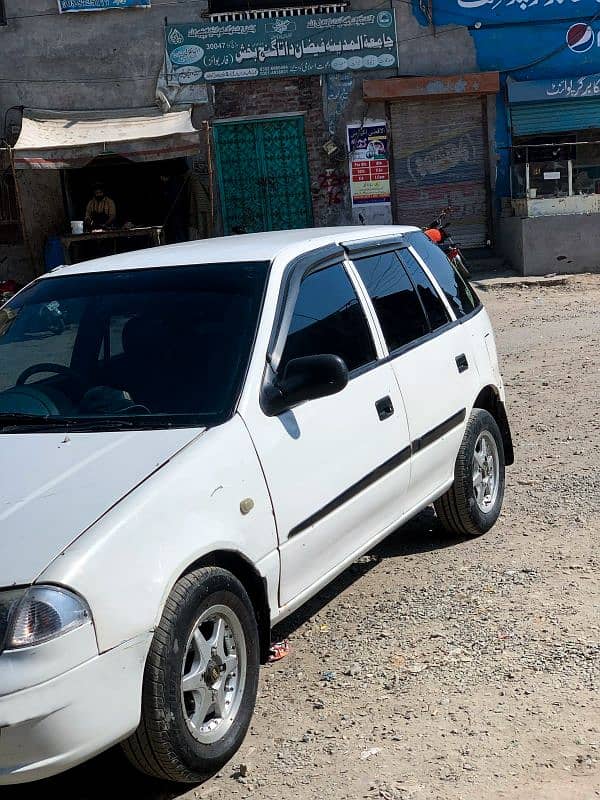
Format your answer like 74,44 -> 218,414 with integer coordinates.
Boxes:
122,567 -> 260,783
434,408 -> 505,536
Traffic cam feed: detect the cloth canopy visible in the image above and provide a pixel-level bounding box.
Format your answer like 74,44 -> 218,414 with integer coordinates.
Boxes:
13,107 -> 199,169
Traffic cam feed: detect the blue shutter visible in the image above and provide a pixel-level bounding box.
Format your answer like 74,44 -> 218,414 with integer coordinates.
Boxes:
511,100 -> 600,136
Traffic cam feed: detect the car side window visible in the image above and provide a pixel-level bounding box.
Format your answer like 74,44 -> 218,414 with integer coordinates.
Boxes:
396,248 -> 450,331
352,251 -> 429,352
280,262 -> 376,373
407,231 -> 480,318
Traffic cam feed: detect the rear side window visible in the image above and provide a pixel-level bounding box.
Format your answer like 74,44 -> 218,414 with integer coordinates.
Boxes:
280,262 -> 376,373
407,231 -> 480,318
352,251 -> 429,351
396,248 -> 450,331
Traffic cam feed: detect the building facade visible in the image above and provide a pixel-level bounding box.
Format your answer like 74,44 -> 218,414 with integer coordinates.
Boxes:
1,0 -> 599,283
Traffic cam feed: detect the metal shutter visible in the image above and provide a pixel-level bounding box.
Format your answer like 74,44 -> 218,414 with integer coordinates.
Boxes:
391,96 -> 489,248
511,99 -> 600,136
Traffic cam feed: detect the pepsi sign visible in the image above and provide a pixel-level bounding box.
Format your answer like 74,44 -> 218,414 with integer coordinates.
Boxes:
566,22 -> 596,54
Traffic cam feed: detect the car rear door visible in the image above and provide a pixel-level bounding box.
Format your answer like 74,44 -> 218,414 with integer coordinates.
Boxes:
348,243 -> 480,513
240,253 -> 411,609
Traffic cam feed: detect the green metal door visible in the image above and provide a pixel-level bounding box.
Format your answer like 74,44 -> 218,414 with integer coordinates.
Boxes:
213,116 -> 313,235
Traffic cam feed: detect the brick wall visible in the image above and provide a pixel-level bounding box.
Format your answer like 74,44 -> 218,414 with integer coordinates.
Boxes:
214,77 -> 340,227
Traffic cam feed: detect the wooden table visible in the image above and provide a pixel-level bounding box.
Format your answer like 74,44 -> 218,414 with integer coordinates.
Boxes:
61,226 -> 165,265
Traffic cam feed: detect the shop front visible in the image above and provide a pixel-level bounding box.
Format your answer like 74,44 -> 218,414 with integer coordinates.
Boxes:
165,8 -> 400,235
363,73 -> 499,250
11,107 -> 206,272
499,74 -> 600,275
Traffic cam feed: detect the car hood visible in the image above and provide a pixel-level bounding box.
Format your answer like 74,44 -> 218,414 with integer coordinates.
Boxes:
0,428 -> 203,587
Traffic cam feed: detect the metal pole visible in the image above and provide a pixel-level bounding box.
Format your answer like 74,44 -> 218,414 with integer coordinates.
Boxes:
568,159 -> 573,197
8,147 -> 36,276
204,121 -> 215,237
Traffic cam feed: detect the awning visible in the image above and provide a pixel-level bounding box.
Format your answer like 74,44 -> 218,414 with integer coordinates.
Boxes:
14,107 -> 200,169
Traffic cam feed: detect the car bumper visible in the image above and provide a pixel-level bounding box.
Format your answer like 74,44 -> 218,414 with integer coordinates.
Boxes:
0,632 -> 151,784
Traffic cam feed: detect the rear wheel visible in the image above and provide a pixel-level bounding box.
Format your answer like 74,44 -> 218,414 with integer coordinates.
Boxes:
451,251 -> 471,280
434,408 -> 505,536
122,567 -> 259,783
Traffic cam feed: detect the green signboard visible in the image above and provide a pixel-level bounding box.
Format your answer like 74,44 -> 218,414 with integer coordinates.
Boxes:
166,10 -> 397,84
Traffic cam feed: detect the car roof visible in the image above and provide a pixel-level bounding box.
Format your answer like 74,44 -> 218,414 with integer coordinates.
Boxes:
46,226 -> 421,277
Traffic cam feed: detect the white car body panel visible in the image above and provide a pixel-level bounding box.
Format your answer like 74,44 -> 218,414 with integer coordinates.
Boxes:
0,429 -> 201,586
39,415 -> 278,652
0,226 -> 511,783
242,363 -> 411,607
389,325 -> 479,509
0,622 -> 98,697
0,632 -> 150,784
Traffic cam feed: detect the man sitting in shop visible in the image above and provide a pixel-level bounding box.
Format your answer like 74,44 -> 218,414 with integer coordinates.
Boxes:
85,184 -> 117,231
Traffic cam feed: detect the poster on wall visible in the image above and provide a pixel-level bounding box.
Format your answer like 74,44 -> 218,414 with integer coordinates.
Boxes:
165,10 -> 397,84
58,0 -> 150,12
347,121 -> 391,205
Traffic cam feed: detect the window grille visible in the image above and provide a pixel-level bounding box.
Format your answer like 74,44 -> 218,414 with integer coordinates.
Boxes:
209,3 -> 347,22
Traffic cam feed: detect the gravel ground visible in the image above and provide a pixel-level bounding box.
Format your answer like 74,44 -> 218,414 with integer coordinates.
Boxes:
5,274 -> 599,800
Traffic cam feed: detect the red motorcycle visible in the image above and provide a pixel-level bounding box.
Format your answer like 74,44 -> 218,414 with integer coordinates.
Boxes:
424,207 -> 471,281
0,279 -> 21,305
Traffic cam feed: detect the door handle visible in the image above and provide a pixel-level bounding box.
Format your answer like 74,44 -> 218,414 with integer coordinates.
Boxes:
375,395 -> 394,421
455,354 -> 469,373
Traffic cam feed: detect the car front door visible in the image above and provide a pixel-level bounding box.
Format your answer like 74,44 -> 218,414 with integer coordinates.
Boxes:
241,257 -> 411,609
349,245 -> 479,512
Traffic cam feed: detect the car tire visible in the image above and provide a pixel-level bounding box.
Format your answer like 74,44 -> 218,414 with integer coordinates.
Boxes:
434,408 -> 505,537
122,566 -> 260,783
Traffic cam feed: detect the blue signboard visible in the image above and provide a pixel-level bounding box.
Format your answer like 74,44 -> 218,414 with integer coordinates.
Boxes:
58,0 -> 150,12
428,0 -> 600,25
165,11 -> 397,84
468,22 -> 600,80
508,73 -> 600,102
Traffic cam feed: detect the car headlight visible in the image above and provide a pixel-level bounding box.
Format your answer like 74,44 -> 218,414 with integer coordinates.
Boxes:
0,586 -> 91,652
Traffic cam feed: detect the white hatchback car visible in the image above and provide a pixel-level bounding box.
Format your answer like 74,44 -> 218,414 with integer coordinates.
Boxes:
0,227 -> 513,785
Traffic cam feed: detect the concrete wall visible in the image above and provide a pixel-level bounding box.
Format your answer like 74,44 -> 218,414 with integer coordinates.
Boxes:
497,216 -> 524,274
499,213 -> 600,276
0,0 -> 208,120
16,170 -> 64,276
391,0 -> 477,78
518,195 -> 600,218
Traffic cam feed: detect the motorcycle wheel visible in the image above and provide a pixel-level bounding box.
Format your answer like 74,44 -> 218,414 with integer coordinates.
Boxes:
452,252 -> 471,280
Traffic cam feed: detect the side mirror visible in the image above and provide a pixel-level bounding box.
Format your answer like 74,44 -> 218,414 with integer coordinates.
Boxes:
263,354 -> 349,416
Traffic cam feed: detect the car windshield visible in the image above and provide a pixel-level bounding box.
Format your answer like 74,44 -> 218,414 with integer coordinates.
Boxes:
0,262 -> 268,432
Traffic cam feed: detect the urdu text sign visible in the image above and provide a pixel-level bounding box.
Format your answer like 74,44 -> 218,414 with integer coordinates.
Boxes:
58,0 -> 150,11
165,11 -> 397,84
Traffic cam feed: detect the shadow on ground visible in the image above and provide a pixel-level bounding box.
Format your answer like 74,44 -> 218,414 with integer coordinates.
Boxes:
1,509 -> 468,800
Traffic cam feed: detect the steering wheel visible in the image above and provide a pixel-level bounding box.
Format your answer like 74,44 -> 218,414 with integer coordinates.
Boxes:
16,363 -> 84,387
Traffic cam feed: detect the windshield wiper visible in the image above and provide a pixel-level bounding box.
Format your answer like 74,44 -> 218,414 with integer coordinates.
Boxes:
58,417 -> 138,431
0,412 -> 56,427
0,413 -> 137,432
